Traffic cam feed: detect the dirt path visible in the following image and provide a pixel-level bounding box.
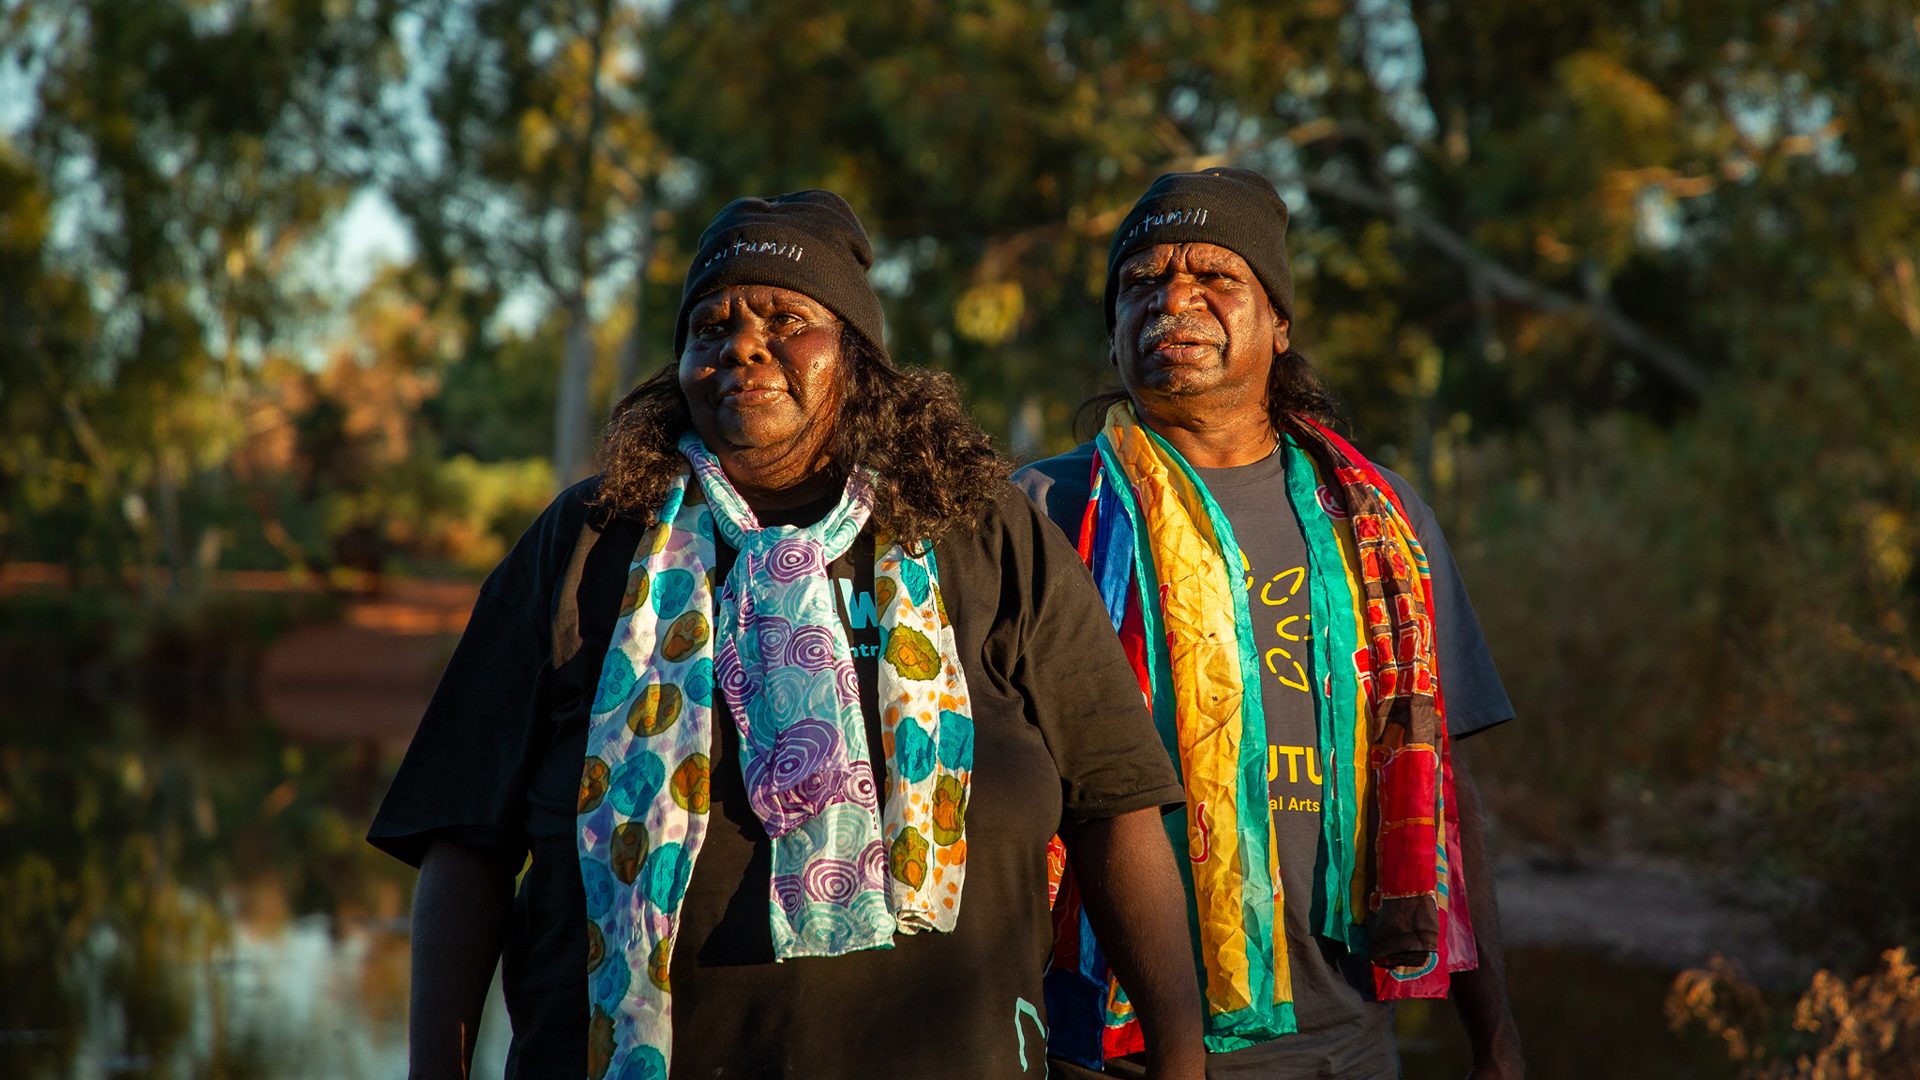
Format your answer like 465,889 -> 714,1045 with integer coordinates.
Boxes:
1493,854 -> 1810,987
259,579 -> 477,753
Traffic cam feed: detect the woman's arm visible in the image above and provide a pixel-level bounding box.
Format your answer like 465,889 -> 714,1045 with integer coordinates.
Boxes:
1060,808 -> 1206,1080
408,840 -> 522,1080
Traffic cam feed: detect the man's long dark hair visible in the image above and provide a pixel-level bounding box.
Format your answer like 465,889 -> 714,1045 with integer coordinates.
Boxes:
1074,347 -> 1346,442
595,333 -> 1009,544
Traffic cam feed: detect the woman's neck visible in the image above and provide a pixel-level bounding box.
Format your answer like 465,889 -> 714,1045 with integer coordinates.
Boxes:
717,450 -> 845,515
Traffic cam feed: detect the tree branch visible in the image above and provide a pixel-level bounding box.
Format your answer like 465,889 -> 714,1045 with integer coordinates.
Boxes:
1301,175 -> 1708,398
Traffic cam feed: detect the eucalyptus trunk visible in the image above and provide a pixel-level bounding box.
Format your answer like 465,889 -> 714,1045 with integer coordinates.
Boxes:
553,294 -> 598,485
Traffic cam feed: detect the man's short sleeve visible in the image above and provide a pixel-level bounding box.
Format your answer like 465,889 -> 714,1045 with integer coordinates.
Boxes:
1380,469 -> 1516,739
1011,441 -> 1097,539
366,481 -> 598,867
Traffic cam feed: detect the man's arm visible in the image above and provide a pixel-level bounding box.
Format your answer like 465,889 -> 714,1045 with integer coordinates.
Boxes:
1060,807 -> 1206,1080
408,839 -> 521,1080
1450,756 -> 1525,1078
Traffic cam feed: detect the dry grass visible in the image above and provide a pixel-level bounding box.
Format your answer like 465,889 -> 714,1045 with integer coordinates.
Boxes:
1668,948 -> 1920,1078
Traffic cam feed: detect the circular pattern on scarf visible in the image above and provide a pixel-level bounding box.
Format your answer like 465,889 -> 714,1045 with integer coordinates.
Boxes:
651,568 -> 695,618
590,933 -> 631,1009
613,1046 -> 668,1080
936,710 -> 974,771
834,661 -> 860,708
670,753 -> 710,813
1316,484 -> 1350,519
773,873 -> 806,917
624,682 -> 683,738
778,812 -> 835,865
790,901 -> 859,953
889,826 -> 929,890
800,857 -> 863,904
840,760 -> 877,808
931,775 -> 967,845
610,820 -> 650,884
578,756 -> 610,815
769,717 -> 842,792
617,566 -> 650,618
874,575 -> 898,615
581,858 -> 617,920
685,656 -> 715,707
766,537 -> 824,584
754,616 -> 793,669
804,671 -> 844,717
642,841 -> 692,910
859,838 -> 889,890
716,641 -> 755,708
901,559 -> 931,606
586,918 -> 606,974
763,668 -> 813,718
884,624 -> 940,681
646,935 -> 673,992
606,753 -> 665,817
588,1006 -> 616,1080
785,624 -> 837,672
660,609 -> 710,663
593,649 -> 638,714
892,716 -> 935,784
746,762 -> 842,834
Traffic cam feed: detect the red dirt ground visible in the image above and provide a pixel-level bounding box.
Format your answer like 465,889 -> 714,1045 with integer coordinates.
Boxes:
255,578 -> 478,753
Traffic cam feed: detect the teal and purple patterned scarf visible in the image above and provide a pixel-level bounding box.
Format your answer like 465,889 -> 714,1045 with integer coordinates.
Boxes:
575,433 -> 976,1079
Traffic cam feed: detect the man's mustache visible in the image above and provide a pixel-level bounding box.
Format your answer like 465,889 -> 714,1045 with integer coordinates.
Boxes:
1137,313 -> 1226,356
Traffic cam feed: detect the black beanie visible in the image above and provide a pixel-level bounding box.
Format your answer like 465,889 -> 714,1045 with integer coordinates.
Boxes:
673,190 -> 887,359
1103,166 -> 1294,333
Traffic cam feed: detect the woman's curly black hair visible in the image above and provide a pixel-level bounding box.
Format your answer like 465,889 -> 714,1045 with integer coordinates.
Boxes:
1074,347 -> 1346,441
594,332 -> 1010,545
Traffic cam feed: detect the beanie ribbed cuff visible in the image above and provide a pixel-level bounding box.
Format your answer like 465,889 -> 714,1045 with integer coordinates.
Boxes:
1103,167 -> 1294,332
673,190 -> 886,360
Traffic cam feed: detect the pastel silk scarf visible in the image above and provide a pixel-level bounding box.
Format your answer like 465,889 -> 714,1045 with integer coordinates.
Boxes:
576,433 -> 975,1080
1043,404 -> 1475,1065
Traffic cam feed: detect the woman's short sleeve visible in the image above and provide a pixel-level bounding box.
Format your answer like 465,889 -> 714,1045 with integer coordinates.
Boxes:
959,486 -> 1186,824
366,481 -> 598,867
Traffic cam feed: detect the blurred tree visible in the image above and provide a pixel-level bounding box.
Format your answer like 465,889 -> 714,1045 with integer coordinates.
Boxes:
372,0 -> 666,484
0,0 -> 395,584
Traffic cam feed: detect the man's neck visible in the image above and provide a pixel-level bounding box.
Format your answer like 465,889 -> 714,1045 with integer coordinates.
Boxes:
1130,394 -> 1276,468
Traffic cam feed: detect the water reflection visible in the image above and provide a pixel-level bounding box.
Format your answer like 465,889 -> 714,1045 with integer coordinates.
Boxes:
0,693 -> 419,1080
4,691 -> 1738,1079
1396,946 -> 1740,1079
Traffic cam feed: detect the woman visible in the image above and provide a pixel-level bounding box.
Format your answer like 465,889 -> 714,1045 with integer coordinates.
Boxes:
370,191 -> 1204,1080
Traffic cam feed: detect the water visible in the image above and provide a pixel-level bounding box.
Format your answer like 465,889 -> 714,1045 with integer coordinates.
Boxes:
0,692 -> 1739,1079
1396,947 -> 1740,1079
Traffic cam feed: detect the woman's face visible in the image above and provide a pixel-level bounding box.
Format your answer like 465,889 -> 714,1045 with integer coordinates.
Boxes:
679,285 -> 844,474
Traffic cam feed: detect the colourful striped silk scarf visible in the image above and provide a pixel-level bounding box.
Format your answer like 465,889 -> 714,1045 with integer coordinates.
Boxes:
1043,404 -> 1476,1066
577,433 -> 975,1080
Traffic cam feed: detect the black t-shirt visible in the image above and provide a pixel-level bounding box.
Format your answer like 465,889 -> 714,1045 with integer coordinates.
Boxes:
369,477 -> 1186,1080
1013,442 -> 1514,1078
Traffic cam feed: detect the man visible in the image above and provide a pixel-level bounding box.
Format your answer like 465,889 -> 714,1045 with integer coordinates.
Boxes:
1015,168 -> 1524,1078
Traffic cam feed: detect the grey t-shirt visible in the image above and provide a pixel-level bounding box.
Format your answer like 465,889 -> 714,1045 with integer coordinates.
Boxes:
1192,450 -> 1396,1078
1014,440 -> 1515,1079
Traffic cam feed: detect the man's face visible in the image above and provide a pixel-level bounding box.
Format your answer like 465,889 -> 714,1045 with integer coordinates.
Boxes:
1111,242 -> 1289,403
